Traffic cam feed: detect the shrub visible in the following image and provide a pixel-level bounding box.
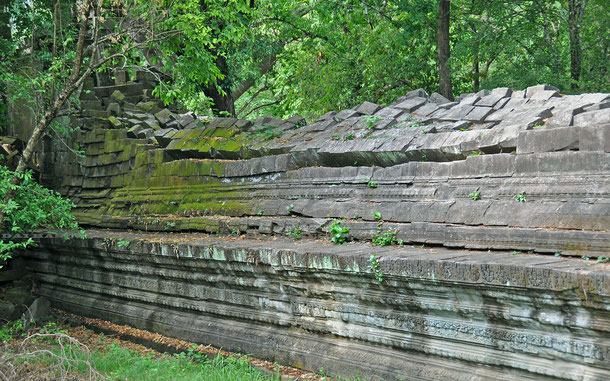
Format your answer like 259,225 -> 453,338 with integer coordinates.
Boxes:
329,220 -> 349,245
0,165 -> 82,267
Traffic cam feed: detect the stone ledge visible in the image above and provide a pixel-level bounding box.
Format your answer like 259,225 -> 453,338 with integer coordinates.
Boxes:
25,231 -> 610,380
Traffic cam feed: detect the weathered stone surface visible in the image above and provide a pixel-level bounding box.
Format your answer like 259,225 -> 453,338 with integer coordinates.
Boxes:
516,127 -> 579,154
464,106 -> 494,122
4,285 -> 34,306
154,108 -> 174,125
355,101 -> 382,115
405,88 -> 428,99
23,297 -> 51,325
107,116 -> 121,128
113,69 -> 128,85
110,90 -> 125,102
572,109 -> 610,127
24,233 -> 610,381
412,102 -> 440,116
429,92 -> 450,104
0,301 -> 16,321
373,107 -> 404,120
394,97 -> 427,112
525,84 -> 559,98
106,102 -> 121,117
579,124 -> 610,152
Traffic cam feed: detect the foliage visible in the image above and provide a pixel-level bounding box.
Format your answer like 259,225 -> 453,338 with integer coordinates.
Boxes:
328,220 -> 349,245
0,164 -> 81,267
514,191 -> 527,202
371,213 -> 402,246
363,115 -> 382,130
372,229 -> 401,247
285,203 -> 294,214
469,190 -> 481,201
286,227 -> 302,240
236,0 -> 608,120
0,320 -> 24,342
117,240 -> 131,249
369,254 -> 384,283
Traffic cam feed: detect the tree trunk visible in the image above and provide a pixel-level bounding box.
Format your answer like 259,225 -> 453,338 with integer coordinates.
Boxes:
471,22 -> 480,93
567,0 -> 586,90
437,0 -> 453,100
232,52 -> 278,102
204,54 -> 236,116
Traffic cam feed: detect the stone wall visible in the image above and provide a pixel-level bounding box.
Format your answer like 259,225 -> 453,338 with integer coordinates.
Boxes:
25,231 -> 610,380
42,81 -> 610,256
25,79 -> 610,379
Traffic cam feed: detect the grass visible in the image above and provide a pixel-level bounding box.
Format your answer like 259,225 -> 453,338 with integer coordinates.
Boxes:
2,320 -> 366,381
93,345 -> 276,381
10,341 -> 280,381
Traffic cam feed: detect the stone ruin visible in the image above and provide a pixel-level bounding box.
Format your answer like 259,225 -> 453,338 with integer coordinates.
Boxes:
14,71 -> 610,379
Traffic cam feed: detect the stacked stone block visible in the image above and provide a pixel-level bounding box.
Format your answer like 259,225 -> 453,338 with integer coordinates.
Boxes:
41,82 -> 610,256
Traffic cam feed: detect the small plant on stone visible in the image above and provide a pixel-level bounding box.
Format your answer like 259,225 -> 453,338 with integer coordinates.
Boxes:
165,221 -> 176,230
329,220 -> 350,245
372,229 -> 400,247
286,227 -> 302,240
331,133 -> 340,140
469,190 -> 481,201
369,253 -> 384,283
367,180 -> 378,188
363,115 -> 382,130
514,191 -> 527,202
343,133 -> 356,141
256,210 -> 264,216
230,228 -> 240,236
286,203 -> 294,214
468,151 -> 483,156
371,215 -> 400,246
117,240 -> 130,249
597,256 -> 609,263
554,252 -> 562,257
353,212 -> 360,220
509,250 -> 521,255
581,255 -> 590,261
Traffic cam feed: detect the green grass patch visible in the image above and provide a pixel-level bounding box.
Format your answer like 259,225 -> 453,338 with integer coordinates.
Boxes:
94,345 -> 276,380
16,342 -> 279,381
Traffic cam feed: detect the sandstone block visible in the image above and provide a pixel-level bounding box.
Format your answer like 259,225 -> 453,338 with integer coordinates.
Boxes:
355,101 -> 382,115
